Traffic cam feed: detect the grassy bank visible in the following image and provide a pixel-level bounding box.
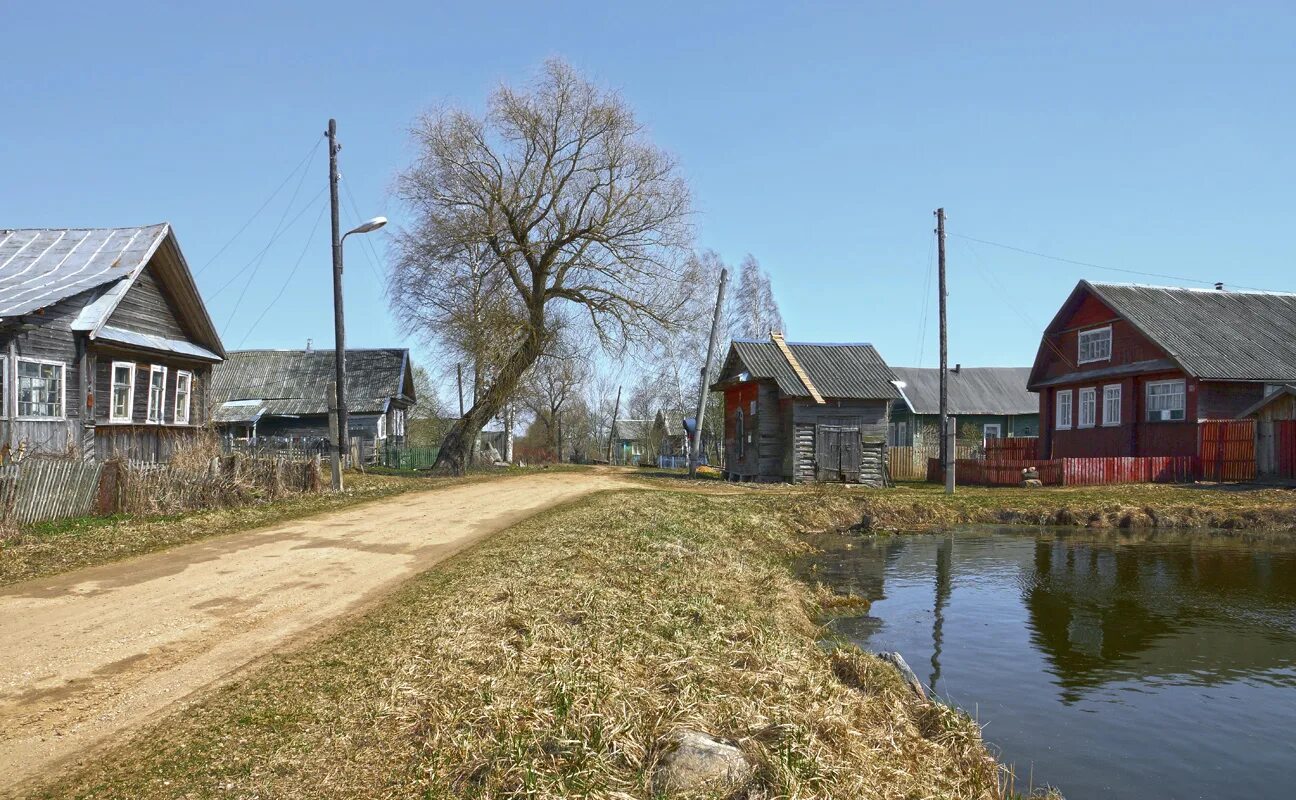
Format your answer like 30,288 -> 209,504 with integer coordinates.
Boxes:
0,471 -> 486,588
637,475 -> 1296,533
31,489 -> 1003,799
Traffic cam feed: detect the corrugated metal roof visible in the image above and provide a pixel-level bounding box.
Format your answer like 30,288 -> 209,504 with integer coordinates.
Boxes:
719,339 -> 899,400
890,367 -> 1036,415
0,224 -> 169,317
97,325 -> 222,362
209,349 -> 412,417
1088,282 -> 1296,382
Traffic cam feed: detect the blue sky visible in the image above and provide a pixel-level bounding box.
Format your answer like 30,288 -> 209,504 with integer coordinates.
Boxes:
3,2 -> 1294,381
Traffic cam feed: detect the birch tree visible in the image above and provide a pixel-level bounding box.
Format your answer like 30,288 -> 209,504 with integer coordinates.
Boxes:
390,59 -> 693,473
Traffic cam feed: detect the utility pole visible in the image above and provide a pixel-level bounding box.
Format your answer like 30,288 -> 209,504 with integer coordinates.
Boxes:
456,363 -> 465,417
328,119 -> 346,491
935,207 -> 954,494
606,384 -> 621,464
690,267 -> 728,478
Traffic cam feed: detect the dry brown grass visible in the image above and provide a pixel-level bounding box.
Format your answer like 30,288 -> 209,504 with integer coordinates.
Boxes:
31,490 -> 1004,800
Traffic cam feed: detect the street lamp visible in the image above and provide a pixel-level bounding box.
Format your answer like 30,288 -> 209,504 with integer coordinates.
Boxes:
343,216 -> 387,240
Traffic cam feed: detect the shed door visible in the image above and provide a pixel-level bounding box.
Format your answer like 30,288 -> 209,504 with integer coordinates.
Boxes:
817,426 -> 861,482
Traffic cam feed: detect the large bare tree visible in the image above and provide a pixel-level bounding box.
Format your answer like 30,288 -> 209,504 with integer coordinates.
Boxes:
391,60 -> 693,473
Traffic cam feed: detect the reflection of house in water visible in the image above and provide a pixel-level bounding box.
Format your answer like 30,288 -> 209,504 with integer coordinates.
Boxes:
1023,534 -> 1296,703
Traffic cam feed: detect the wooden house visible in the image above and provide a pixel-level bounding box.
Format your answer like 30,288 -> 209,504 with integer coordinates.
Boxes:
889,366 -> 1038,448
1028,281 -> 1296,459
1237,386 -> 1296,480
0,224 -> 225,462
710,334 -> 899,484
208,348 -> 415,460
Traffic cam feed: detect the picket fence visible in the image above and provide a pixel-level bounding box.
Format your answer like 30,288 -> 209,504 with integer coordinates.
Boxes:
929,455 -> 1203,487
889,444 -> 978,481
0,459 -> 104,525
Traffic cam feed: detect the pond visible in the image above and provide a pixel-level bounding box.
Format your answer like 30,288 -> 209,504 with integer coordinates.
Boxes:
799,527 -> 1296,800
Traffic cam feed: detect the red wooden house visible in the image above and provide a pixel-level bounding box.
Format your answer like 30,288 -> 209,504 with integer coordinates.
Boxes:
1028,281 -> 1296,459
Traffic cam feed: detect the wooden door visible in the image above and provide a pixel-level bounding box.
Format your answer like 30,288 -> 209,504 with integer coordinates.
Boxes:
816,425 -> 861,482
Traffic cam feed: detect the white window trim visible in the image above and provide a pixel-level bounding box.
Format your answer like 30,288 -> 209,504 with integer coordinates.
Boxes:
16,357 -> 67,421
146,365 -> 168,425
174,370 -> 193,425
109,361 -> 137,424
1146,379 -> 1186,422
376,414 -> 387,440
0,356 -> 7,419
1055,389 -> 1072,431
983,423 -> 1002,443
1102,384 -> 1122,427
1078,325 -> 1113,365
1078,387 -> 1097,429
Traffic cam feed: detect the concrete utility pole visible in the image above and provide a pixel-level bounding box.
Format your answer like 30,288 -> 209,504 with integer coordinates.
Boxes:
456,363 -> 465,417
328,119 -> 346,491
935,207 -> 954,494
606,384 -> 621,464
690,267 -> 729,478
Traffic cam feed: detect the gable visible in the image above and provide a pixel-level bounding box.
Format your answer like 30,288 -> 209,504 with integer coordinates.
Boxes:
105,266 -> 188,340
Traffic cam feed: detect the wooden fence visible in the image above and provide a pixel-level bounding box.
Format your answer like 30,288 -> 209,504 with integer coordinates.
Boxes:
983,437 -> 1040,461
1199,419 -> 1256,482
0,459 -> 104,526
929,456 -> 1196,487
1277,420 -> 1296,480
889,444 -> 977,481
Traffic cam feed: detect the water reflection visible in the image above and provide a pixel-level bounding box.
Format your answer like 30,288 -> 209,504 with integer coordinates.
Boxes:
800,528 -> 1296,800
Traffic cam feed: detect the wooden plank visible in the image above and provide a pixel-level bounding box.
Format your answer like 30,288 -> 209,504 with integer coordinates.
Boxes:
771,333 -> 825,405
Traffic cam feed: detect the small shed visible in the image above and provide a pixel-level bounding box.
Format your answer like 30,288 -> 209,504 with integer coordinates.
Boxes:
1237,386 -> 1296,480
710,334 -> 899,484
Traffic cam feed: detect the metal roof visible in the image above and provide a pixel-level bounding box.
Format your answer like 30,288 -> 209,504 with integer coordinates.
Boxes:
891,367 -> 1037,415
209,349 -> 413,418
1086,282 -> 1296,382
0,224 -> 169,317
96,325 -> 222,362
717,339 -> 899,400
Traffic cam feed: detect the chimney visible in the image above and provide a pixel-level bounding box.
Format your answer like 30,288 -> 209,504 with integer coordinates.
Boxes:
953,363 -> 961,374
1214,282 -> 1224,291
305,338 -> 313,352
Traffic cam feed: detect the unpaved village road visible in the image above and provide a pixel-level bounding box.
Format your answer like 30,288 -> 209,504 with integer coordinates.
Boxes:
0,471 -> 628,793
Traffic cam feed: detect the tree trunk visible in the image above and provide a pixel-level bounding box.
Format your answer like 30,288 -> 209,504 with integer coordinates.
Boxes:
435,319 -> 546,475
556,412 -> 564,463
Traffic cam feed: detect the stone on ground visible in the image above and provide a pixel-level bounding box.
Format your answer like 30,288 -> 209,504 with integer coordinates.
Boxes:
651,729 -> 753,796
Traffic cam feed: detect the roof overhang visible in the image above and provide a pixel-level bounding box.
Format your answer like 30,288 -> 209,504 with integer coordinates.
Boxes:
1235,385 -> 1296,419
94,325 -> 223,362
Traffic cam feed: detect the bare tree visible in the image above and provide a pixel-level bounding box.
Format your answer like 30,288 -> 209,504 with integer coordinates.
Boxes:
390,59 -> 693,473
519,335 -> 591,462
726,254 -> 785,340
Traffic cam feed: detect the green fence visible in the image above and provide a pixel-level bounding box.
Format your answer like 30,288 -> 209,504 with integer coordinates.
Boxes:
379,444 -> 441,470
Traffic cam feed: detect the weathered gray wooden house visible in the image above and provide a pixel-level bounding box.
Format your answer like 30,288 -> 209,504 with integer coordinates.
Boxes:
0,224 -> 225,462
889,366 -> 1039,447
710,334 -> 899,484
209,348 -> 415,459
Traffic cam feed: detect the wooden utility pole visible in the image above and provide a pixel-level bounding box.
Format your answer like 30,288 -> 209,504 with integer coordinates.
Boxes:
690,267 -> 728,477
328,119 -> 346,491
456,363 -> 465,417
606,384 -> 621,464
935,207 -> 953,494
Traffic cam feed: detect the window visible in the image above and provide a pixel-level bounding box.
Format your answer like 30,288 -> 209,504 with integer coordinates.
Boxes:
1055,390 -> 1072,430
1103,384 -> 1122,426
110,362 -> 136,422
17,359 -> 65,419
1078,387 -> 1097,428
146,365 -> 167,424
983,423 -> 1001,443
889,420 -> 908,447
0,356 -> 7,419
1078,326 -> 1112,364
1146,379 -> 1186,421
174,371 -> 192,425
376,414 -> 387,439
735,408 -> 745,458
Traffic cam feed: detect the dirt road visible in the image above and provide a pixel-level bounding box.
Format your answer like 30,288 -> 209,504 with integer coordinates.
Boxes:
0,471 -> 626,793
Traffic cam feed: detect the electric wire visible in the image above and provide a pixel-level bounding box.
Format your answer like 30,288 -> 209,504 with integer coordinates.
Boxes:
237,199 -> 330,348
208,185 -> 326,300
916,229 -> 936,367
340,175 -> 387,286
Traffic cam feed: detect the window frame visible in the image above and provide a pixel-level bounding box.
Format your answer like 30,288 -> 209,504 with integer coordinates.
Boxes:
16,357 -> 67,421
0,356 -> 7,419
376,413 -> 387,440
1078,325 -> 1113,365
174,370 -> 193,425
983,423 -> 1002,443
1102,384 -> 1122,427
1078,387 -> 1097,429
109,361 -> 137,423
735,408 -> 745,458
146,364 -> 168,425
1145,379 -> 1186,422
1055,389 -> 1073,431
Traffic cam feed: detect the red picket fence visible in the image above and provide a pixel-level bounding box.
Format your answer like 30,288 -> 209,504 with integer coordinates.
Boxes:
1278,420 -> 1296,479
983,437 -> 1040,461
928,457 -> 1063,486
1061,456 -> 1197,486
1199,419 -> 1256,482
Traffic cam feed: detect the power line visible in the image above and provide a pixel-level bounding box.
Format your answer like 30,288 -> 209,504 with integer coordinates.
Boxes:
208,185 -> 326,300
238,200 -> 330,348
947,231 -> 1273,292
959,237 -> 1076,369
340,175 -> 386,286
196,137 -> 322,277
916,228 -> 936,367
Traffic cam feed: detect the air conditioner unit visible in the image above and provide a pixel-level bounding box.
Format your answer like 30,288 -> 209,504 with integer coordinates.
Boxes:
1160,409 -> 1174,421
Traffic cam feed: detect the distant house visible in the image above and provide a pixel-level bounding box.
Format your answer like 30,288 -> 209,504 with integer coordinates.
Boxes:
1028,281 -> 1296,459
889,366 -> 1038,448
0,224 -> 225,462
710,334 -> 899,484
610,418 -> 651,465
209,348 -> 415,459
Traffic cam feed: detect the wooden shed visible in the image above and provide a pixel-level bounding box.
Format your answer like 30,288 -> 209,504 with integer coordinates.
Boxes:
710,334 -> 899,484
1237,386 -> 1296,480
